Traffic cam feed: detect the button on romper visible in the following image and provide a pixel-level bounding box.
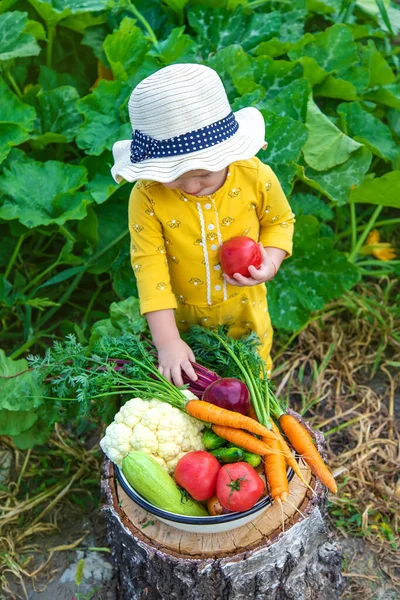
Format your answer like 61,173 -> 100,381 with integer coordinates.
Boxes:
128,157 -> 295,372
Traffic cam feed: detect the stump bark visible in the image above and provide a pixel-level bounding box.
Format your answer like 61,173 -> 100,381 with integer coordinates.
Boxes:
101,412 -> 343,600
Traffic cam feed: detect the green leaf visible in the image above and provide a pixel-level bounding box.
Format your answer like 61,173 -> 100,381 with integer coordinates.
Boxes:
149,27 -> 198,64
163,0 -> 189,16
297,146 -> 372,205
26,0 -> 111,27
25,19 -> 46,40
87,198 -> 129,274
254,38 -> 293,59
0,409 -> 38,435
0,11 -> 40,61
303,98 -> 362,171
32,85 -> 84,145
38,65 -> 82,91
0,350 -> 43,411
252,55 -> 303,99
90,296 -> 146,345
338,101 -> 398,161
349,171 -> 400,208
208,45 -> 257,100
188,6 -> 281,56
37,266 -> 87,289
363,83 -> 400,110
0,78 -> 36,164
279,9 -> 307,43
288,24 -> 358,73
307,0 -> 341,15
12,403 -> 58,449
356,0 -> 400,35
103,17 -> 151,82
258,111 -> 308,192
315,75 -> 358,101
112,259 -> 138,299
268,215 -> 361,331
290,193 -> 334,221
0,149 -> 91,228
257,78 -> 310,122
76,80 -> 131,155
81,152 -> 121,204
361,41 -> 395,87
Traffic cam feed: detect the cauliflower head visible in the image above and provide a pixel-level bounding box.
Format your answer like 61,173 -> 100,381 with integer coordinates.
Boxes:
100,397 -> 204,472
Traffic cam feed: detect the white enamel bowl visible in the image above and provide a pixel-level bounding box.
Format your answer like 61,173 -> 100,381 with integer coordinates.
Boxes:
115,464 -> 294,533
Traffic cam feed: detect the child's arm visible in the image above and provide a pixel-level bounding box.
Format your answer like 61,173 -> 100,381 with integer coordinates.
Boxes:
146,309 -> 198,387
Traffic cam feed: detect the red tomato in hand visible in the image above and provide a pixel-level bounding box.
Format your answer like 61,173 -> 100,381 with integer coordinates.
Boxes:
174,451 -> 221,501
220,236 -> 262,278
216,462 -> 264,512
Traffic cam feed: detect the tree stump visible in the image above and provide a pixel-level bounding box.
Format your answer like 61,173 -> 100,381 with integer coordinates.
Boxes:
101,412 -> 343,600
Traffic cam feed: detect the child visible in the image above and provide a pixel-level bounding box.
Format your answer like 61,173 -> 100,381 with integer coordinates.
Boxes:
111,63 -> 295,387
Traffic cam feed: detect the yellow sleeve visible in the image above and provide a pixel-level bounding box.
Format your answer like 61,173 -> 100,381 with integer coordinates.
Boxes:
256,161 -> 295,257
128,185 -> 177,315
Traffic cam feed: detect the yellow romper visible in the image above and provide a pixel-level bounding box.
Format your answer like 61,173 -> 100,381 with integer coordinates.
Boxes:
128,157 -> 295,371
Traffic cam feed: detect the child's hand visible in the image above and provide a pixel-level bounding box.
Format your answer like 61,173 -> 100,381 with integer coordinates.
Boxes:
222,244 -> 277,287
157,338 -> 198,387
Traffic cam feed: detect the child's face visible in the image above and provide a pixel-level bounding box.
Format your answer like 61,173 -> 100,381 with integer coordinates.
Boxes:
162,168 -> 228,197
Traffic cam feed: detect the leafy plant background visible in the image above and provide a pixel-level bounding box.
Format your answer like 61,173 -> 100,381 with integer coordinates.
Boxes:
0,0 -> 399,446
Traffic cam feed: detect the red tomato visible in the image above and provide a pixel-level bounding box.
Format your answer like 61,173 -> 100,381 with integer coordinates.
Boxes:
174,451 -> 221,501
216,462 -> 265,512
219,236 -> 262,278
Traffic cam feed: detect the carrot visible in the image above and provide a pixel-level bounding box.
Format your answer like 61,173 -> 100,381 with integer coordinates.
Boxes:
270,420 -> 307,485
263,436 -> 289,503
279,414 -> 338,494
186,400 -> 278,441
211,425 -> 279,456
249,405 -> 306,485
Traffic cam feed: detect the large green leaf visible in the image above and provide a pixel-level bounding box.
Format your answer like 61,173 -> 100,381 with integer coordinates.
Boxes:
188,6 -> 281,56
361,40 -> 395,87
103,17 -> 151,82
0,78 -> 36,163
0,149 -> 90,227
290,193 -> 334,221
32,85 -> 84,145
363,83 -> 400,110
288,24 -> 358,73
27,0 -> 110,27
0,350 -> 43,412
81,152 -> 121,204
76,80 -> 131,155
338,101 -> 398,161
297,146 -> 372,205
349,171 -> 400,208
90,296 -> 146,345
303,98 -> 362,171
257,78 -> 310,122
259,111 -> 308,193
268,215 -> 361,330
208,45 -> 257,100
0,409 -> 38,435
0,11 -> 40,61
87,197 -> 129,274
149,27 -> 198,65
252,56 -> 303,99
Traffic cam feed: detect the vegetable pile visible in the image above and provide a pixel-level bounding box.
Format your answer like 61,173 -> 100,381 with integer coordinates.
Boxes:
27,326 -> 338,517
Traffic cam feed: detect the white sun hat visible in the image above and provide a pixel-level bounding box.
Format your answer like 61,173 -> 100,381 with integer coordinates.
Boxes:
111,63 -> 267,184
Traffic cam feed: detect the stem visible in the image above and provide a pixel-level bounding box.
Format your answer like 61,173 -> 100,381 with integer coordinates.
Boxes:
46,24 -> 56,69
59,225 -> 76,243
356,259 -> 400,266
23,260 -> 60,293
4,234 -> 25,279
350,202 -> 357,253
347,205 -> 383,263
5,68 -> 23,98
336,218 -> 400,241
127,1 -> 158,47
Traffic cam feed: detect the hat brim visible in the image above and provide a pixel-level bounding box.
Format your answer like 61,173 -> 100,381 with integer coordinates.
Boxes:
111,107 -> 267,184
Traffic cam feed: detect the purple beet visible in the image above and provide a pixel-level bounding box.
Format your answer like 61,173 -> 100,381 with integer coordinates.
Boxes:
203,378 -> 250,415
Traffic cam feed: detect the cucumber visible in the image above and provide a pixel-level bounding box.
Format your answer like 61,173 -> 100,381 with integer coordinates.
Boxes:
243,451 -> 262,468
122,451 -> 208,517
211,447 -> 244,463
202,428 -> 227,450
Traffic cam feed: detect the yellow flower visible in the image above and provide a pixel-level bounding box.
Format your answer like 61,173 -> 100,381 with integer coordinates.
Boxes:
361,230 -> 396,261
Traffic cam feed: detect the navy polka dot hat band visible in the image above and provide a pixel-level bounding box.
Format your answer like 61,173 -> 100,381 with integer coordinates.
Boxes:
130,112 -> 239,164
111,64 -> 267,184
